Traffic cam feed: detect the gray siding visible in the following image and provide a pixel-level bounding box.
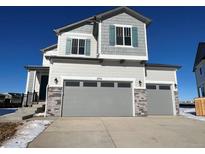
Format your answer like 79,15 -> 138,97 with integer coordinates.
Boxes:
195,60 -> 205,88
58,24 -> 97,58
101,13 -> 147,56
68,24 -> 94,34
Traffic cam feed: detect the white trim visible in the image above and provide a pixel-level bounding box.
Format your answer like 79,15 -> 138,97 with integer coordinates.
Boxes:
114,45 -> 134,48
144,23 -> 148,60
98,22 -> 101,56
146,80 -> 175,84
44,84 -> 48,117
69,38 -> 86,56
145,80 -> 176,116
114,25 -> 132,47
114,24 -> 132,27
171,84 -> 177,115
98,54 -> 148,60
58,54 -> 90,58
56,76 -> 137,117
142,64 -> 146,88
131,82 -> 135,116
32,71 -> 37,92
25,71 -> 30,93
61,76 -> 136,87
64,32 -> 93,37
67,36 -> 89,39
174,71 -> 178,91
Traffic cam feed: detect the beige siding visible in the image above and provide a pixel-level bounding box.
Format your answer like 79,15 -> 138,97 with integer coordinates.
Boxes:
49,60 -> 145,88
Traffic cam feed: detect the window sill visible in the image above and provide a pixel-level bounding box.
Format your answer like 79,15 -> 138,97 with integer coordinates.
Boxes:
114,45 -> 134,48
65,54 -> 89,57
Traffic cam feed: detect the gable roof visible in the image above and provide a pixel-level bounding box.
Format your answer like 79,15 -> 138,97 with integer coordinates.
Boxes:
54,6 -> 151,35
41,44 -> 57,53
193,42 -> 205,71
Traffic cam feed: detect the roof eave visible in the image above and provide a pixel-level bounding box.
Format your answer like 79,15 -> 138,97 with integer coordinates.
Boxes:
54,6 -> 152,35
145,63 -> 182,70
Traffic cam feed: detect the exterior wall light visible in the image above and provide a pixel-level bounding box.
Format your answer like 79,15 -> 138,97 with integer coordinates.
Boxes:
139,80 -> 142,87
174,84 -> 177,89
54,78 -> 58,84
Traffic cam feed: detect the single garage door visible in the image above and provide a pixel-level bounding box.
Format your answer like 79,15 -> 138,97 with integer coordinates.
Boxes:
146,84 -> 174,115
62,80 -> 133,117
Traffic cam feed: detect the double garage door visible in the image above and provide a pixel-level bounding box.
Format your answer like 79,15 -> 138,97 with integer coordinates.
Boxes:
62,80 -> 133,117
146,84 -> 174,115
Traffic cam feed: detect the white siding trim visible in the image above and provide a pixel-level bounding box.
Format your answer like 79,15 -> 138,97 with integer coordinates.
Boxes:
32,71 -> 37,92
44,84 -> 48,117
98,22 -> 102,56
171,84 -> 177,115
146,80 -> 176,116
146,80 -> 175,84
98,54 -> 148,60
52,76 -> 136,117
25,71 -> 30,93
64,32 -> 93,37
144,23 -> 148,60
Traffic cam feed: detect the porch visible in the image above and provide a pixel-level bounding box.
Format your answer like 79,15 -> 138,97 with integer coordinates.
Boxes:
23,66 -> 49,107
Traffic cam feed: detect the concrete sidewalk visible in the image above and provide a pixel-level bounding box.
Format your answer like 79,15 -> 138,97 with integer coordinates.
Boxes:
28,116 -> 205,148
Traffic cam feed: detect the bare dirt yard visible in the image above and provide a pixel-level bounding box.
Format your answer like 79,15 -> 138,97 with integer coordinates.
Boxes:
0,122 -> 21,145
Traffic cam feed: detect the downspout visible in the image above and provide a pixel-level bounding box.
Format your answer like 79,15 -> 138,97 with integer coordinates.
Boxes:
97,20 -> 102,57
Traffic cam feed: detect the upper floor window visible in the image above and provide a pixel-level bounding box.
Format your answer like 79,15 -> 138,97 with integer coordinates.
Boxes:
116,26 -> 131,46
71,39 -> 85,55
109,25 -> 138,47
66,38 -> 90,56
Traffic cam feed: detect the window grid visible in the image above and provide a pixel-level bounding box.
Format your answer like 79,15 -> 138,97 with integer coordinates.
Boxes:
116,26 -> 132,46
71,39 -> 86,55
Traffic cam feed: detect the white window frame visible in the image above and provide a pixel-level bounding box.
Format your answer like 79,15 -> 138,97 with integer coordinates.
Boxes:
114,24 -> 133,48
71,38 -> 86,55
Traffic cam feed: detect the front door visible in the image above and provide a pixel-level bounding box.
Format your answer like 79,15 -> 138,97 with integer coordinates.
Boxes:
39,75 -> 48,101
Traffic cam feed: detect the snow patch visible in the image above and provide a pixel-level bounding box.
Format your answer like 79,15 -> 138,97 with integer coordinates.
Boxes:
1,120 -> 51,148
180,107 -> 205,121
34,112 -> 45,117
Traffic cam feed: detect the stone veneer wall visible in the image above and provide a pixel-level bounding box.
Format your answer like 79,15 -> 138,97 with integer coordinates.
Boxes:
134,89 -> 148,116
174,91 -> 180,115
46,87 -> 62,116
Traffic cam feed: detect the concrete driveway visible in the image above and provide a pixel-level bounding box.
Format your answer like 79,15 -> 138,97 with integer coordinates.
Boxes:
28,116 -> 205,148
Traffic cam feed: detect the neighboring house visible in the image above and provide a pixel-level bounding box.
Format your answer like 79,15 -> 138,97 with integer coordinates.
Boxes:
24,6 -> 181,117
193,42 -> 205,97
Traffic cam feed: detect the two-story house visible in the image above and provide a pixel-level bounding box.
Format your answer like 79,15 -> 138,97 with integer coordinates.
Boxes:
24,6 -> 181,117
193,42 -> 205,97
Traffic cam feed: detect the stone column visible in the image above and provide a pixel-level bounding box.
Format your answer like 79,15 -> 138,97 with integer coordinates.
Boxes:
134,89 -> 148,116
46,87 -> 62,116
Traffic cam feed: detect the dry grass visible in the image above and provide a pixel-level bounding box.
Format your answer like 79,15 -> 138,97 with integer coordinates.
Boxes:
0,122 -> 21,145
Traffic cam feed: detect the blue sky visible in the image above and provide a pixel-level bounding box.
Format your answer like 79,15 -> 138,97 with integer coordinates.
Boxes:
0,6 -> 204,101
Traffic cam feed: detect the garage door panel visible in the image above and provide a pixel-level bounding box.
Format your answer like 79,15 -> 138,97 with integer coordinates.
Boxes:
62,81 -> 133,117
147,84 -> 173,115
